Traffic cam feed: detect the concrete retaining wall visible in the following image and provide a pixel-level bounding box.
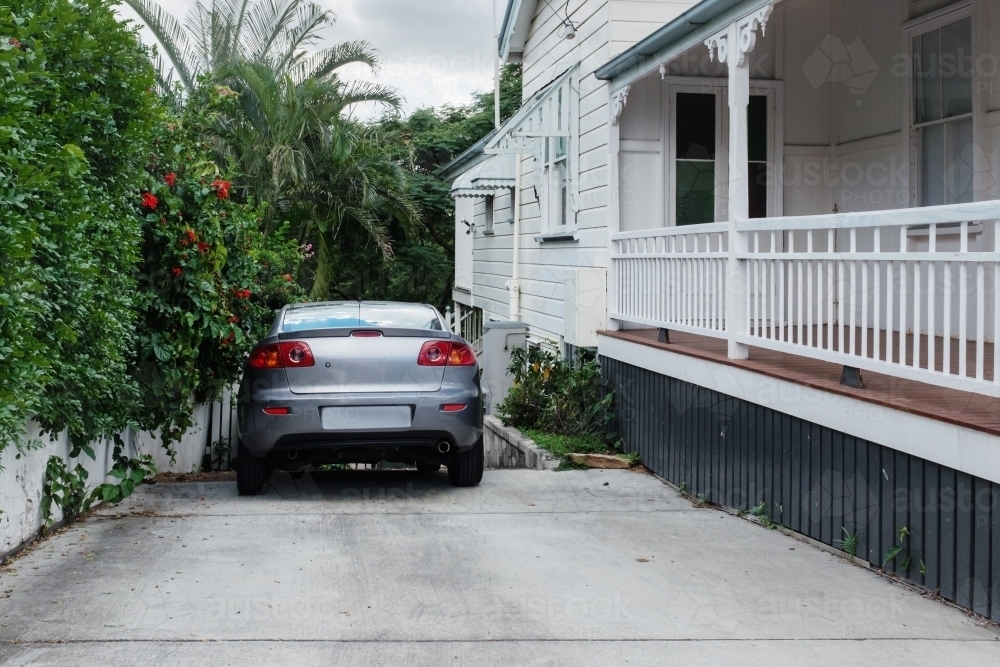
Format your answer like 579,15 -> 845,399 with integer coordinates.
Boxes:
483,416 -> 559,470
0,405 -> 210,560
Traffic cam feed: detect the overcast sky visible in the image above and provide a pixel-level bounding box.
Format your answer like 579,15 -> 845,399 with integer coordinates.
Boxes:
114,0 -> 500,118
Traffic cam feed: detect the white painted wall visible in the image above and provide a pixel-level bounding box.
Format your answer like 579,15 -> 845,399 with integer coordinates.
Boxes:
1,406 -> 210,558
454,196 -> 475,294
473,0 -> 698,347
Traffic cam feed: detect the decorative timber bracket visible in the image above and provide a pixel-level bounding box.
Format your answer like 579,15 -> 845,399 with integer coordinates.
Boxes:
704,4 -> 774,67
611,84 -> 631,126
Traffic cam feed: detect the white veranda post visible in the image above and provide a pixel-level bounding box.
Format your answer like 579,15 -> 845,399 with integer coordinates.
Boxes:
705,6 -> 772,360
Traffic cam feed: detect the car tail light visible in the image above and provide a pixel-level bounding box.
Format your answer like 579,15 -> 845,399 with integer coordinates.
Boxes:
441,404 -> 466,412
249,341 -> 314,368
447,342 -> 476,366
263,407 -> 292,415
280,341 -> 314,367
417,341 -> 477,367
249,343 -> 282,369
351,330 -> 383,338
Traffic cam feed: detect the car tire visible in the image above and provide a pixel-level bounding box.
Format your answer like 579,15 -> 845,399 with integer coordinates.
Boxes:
448,437 -> 484,487
416,462 -> 441,473
237,441 -> 271,496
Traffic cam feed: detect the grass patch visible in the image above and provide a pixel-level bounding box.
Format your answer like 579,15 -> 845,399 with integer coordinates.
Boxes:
522,430 -> 609,460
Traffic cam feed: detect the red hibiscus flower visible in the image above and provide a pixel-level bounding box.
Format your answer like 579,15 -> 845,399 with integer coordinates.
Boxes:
170,267 -> 182,277
141,192 -> 159,210
211,179 -> 232,200
198,242 -> 211,253
227,316 -> 240,324
283,274 -> 293,282
164,172 -> 177,187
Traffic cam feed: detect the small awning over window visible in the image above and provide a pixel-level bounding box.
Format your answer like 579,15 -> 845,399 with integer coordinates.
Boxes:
450,153 -> 516,198
485,65 -> 576,155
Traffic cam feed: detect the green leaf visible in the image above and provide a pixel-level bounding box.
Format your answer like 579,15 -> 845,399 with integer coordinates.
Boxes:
883,546 -> 903,566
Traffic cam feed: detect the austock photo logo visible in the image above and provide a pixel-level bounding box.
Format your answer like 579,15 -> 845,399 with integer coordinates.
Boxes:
802,36 -> 879,104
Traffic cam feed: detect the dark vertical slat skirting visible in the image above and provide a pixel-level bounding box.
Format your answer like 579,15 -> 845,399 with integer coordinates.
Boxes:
602,355 -> 998,622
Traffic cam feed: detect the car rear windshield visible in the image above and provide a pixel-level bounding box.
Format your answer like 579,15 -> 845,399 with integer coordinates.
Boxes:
281,303 -> 443,332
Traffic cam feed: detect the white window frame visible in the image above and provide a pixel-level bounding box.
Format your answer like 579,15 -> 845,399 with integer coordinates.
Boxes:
905,3 -> 976,209
483,194 -> 495,235
540,136 -> 570,232
664,77 -> 782,227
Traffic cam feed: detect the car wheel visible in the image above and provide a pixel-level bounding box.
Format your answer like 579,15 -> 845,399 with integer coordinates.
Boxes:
416,462 -> 441,473
447,437 -> 484,487
237,441 -> 271,496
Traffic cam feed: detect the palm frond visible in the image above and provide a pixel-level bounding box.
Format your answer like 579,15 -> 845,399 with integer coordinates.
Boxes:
336,81 -> 402,112
242,0 -> 302,61
123,0 -> 198,88
291,40 -> 380,83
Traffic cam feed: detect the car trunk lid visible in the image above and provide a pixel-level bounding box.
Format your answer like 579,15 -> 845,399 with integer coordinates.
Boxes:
281,329 -> 448,394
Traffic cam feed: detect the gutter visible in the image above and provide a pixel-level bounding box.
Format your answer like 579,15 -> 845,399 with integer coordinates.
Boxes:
594,0 -> 749,81
435,129 -> 498,181
498,0 -> 517,58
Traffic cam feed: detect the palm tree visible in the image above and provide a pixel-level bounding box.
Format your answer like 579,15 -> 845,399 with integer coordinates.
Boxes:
124,0 -> 384,93
212,62 -> 416,298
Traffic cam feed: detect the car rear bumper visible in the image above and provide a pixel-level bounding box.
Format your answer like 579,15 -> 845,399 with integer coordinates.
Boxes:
237,385 -> 482,460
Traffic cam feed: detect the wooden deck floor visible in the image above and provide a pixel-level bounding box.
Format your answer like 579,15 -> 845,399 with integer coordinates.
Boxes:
600,328 -> 1000,438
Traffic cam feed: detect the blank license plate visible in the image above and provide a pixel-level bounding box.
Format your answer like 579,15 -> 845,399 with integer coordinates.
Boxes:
320,405 -> 412,430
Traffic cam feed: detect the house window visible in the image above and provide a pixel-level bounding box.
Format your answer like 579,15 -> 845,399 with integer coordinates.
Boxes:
748,95 -> 769,219
675,92 -> 716,226
673,91 -> 768,225
484,195 -> 495,234
542,137 -> 569,229
913,17 -> 973,206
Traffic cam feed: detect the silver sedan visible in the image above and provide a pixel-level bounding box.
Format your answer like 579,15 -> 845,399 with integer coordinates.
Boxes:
236,301 -> 483,495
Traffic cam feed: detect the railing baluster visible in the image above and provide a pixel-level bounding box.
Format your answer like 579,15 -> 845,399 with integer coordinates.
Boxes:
887,260 -> 894,364
828,229 -> 835,352
862,258 -> 869,361
900,259 -> 908,367
928,224 -> 936,373
944,262 -> 952,376
960,221 -> 969,378
977,262 -> 985,381
874,227 -> 881,363
807,230 -> 814,348
850,228 -> 857,358
914,256 -> 922,370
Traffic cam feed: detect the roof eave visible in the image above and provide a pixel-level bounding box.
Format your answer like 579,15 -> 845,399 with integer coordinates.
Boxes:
594,0 -> 765,83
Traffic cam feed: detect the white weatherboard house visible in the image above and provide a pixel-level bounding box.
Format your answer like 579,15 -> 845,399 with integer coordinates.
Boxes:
444,0 -> 702,352
451,0 -> 1000,624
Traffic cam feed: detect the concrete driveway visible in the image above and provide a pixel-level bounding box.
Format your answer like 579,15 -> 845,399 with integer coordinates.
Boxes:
1,469 -> 998,666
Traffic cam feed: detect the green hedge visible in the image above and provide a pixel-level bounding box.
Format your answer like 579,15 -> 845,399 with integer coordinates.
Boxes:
0,1 -> 304,463
1,0 -> 158,453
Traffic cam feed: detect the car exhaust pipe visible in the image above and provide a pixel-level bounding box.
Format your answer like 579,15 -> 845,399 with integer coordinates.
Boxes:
437,441 -> 451,454
288,449 -> 298,461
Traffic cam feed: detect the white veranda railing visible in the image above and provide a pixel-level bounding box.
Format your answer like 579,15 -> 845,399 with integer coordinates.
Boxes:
611,222 -> 729,339
611,201 -> 1000,396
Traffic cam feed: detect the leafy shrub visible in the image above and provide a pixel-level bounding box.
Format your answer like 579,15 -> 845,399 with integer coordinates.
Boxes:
0,0 -> 158,456
133,85 -> 306,449
0,2 -> 304,470
496,346 -> 612,438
